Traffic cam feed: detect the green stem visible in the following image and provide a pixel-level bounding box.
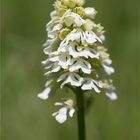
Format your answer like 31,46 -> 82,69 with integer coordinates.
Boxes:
75,88 -> 86,140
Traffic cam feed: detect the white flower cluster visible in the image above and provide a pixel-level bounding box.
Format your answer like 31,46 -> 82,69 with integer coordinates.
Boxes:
38,0 -> 117,123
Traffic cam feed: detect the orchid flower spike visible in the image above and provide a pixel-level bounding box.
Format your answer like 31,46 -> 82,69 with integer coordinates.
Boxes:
38,0 -> 117,123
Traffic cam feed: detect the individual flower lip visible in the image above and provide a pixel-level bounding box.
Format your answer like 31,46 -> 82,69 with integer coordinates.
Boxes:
52,99 -> 75,124
106,92 -> 117,100
52,107 -> 68,124
69,59 -> 92,74
47,18 -> 63,39
102,59 -> 115,75
57,72 -> 83,88
49,53 -> 72,69
68,45 -> 99,59
37,80 -> 53,100
37,87 -> 51,100
81,78 -> 103,93
105,86 -> 117,100
43,37 -> 59,55
82,31 -> 102,44
44,62 -> 61,76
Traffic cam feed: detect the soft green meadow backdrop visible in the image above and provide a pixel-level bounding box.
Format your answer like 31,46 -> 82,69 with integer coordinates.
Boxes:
1,0 -> 139,140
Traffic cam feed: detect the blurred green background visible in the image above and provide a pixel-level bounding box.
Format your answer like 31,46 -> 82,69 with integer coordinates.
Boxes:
1,0 -> 139,140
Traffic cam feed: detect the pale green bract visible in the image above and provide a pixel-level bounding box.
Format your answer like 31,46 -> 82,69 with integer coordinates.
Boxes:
38,0 -> 117,123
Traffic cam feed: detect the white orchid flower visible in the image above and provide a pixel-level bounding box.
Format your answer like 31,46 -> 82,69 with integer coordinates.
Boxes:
81,78 -> 103,93
105,86 -> 118,100
52,99 -> 75,123
102,59 -> 115,75
37,80 -> 53,100
57,72 -> 83,88
68,45 -> 99,59
62,9 -> 85,27
69,59 -> 92,74
84,7 -> 97,19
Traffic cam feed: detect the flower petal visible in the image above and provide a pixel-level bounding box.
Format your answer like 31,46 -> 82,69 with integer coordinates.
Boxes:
43,37 -> 58,55
37,87 -> 51,100
51,63 -> 61,72
57,73 -> 68,82
63,10 -> 85,27
45,80 -> 53,87
58,54 -> 71,69
87,48 -> 99,59
49,56 -> 59,62
55,107 -> 68,124
58,73 -> 83,88
83,31 -> 102,44
44,63 -> 61,76
85,7 -> 97,19
103,65 -> 115,75
102,59 -> 114,75
81,80 -> 93,90
69,59 -> 91,74
106,92 -> 117,100
50,10 -> 57,18
81,79 -> 101,93
58,29 -> 81,52
54,102 -> 63,106
68,45 -> 99,59
69,108 -> 75,118
105,86 -> 117,100
52,112 -> 58,116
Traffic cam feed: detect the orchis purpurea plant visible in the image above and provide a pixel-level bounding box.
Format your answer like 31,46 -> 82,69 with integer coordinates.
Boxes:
38,0 -> 117,140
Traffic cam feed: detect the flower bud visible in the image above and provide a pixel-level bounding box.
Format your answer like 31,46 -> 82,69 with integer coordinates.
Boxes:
76,0 -> 85,6
73,7 -> 85,17
64,16 -> 74,27
85,7 -> 97,19
54,1 -> 67,16
83,19 -> 94,31
62,0 -> 76,8
59,28 -> 71,40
